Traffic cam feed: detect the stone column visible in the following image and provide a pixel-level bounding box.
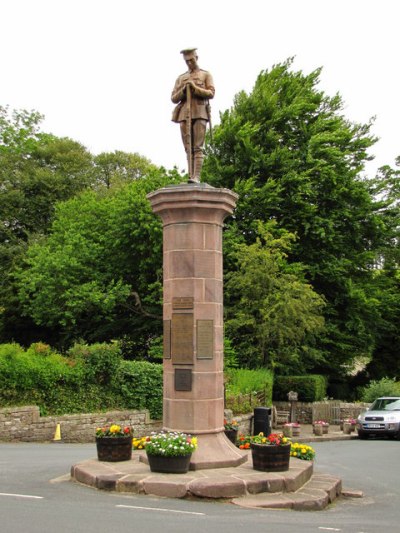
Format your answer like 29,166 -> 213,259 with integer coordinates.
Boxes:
147,183 -> 246,469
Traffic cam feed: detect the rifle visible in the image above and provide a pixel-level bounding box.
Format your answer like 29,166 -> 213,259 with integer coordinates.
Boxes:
186,83 -> 193,179
206,101 -> 212,143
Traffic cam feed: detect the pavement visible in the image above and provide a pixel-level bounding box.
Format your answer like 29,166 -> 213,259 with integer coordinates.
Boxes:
70,425 -> 362,511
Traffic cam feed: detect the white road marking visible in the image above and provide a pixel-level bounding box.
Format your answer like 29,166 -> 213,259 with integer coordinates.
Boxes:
116,504 -> 205,516
0,492 -> 43,499
318,529 -> 342,532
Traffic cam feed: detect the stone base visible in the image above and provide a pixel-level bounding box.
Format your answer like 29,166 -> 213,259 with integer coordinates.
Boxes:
139,431 -> 247,470
189,432 -> 247,470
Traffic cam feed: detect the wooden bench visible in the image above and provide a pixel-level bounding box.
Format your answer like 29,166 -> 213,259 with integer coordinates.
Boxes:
272,406 -> 290,428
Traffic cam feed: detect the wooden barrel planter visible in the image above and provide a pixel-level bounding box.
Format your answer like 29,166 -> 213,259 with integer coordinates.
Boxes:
96,436 -> 132,462
146,453 -> 192,474
250,443 -> 291,472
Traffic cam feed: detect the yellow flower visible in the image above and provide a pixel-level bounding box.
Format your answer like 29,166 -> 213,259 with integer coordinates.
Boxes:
301,449 -> 306,454
282,437 -> 287,444
110,424 -> 121,433
191,437 -> 198,446
293,452 -> 297,456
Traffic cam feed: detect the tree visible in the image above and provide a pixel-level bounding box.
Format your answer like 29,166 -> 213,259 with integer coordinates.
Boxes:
224,222 -> 325,372
0,106 -> 94,343
0,106 -> 165,345
93,151 -> 157,190
203,59 -> 392,377
16,168 -> 182,349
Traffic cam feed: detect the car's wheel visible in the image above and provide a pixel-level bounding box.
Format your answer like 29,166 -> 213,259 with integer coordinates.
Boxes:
358,431 -> 369,439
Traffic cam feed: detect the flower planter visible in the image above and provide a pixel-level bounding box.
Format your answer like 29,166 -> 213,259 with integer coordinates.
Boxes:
250,443 -> 291,472
224,428 -> 238,445
146,453 -> 192,473
313,423 -> 324,436
96,436 -> 132,462
343,422 -> 353,434
292,425 -> 301,437
282,424 -> 293,438
322,423 -> 329,434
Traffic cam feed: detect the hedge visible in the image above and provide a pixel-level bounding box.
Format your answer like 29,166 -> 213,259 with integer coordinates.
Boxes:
273,375 -> 327,402
0,342 -> 163,418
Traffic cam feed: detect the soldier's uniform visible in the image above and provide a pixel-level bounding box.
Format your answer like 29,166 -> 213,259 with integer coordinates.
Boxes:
171,52 -> 215,182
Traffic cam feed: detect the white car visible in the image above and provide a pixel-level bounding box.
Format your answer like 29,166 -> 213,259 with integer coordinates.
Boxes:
357,396 -> 400,439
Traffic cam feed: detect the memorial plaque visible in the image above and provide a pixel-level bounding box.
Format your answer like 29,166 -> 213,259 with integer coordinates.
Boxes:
174,368 -> 192,391
172,297 -> 194,310
171,313 -> 194,364
163,320 -> 171,359
197,319 -> 214,359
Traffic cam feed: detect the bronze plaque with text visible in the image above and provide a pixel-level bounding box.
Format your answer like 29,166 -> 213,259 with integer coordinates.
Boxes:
196,319 -> 214,359
174,369 -> 192,391
172,297 -> 194,310
163,320 -> 171,359
171,313 -> 194,364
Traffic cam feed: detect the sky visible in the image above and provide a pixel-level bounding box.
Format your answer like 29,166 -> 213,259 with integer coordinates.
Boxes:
2,0 -> 399,177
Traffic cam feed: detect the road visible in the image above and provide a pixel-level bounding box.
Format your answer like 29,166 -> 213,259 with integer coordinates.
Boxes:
0,439 -> 398,533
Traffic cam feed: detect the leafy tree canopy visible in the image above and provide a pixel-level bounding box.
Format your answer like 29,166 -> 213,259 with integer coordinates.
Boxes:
16,168 -> 182,348
203,59 -> 398,377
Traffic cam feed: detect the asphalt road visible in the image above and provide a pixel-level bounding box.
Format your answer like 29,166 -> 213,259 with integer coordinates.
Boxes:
0,439 -> 398,533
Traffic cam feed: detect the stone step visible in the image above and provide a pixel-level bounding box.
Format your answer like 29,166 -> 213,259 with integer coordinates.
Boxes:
71,455 -> 314,500
231,473 -> 342,511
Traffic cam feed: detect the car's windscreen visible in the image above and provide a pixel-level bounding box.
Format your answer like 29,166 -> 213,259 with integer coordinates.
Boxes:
370,398 -> 400,410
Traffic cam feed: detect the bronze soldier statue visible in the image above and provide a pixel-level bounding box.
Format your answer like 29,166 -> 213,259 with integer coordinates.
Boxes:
171,48 -> 215,183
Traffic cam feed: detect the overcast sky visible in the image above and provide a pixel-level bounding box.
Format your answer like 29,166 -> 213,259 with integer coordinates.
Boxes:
2,0 -> 398,176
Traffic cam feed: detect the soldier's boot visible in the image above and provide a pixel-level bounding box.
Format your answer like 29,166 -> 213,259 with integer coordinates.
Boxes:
191,153 -> 204,183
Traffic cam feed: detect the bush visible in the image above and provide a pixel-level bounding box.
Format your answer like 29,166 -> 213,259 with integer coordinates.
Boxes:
67,341 -> 122,385
360,377 -> 400,403
113,360 -> 163,419
225,368 -> 273,414
0,341 -> 162,417
273,375 -> 327,402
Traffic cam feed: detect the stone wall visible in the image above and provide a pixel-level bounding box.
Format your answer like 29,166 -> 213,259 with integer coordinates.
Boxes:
0,406 -> 162,443
0,401 -> 370,442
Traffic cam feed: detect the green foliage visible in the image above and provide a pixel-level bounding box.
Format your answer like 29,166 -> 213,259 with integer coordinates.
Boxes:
0,342 -> 162,418
273,375 -> 327,402
203,59 -> 399,377
67,342 -> 122,385
0,106 -> 94,345
224,368 -> 273,415
93,150 -> 157,189
16,168 -> 182,347
225,367 -> 273,397
224,222 -> 325,370
113,360 -> 163,419
360,377 -> 400,403
146,336 -> 164,362
223,337 -> 239,370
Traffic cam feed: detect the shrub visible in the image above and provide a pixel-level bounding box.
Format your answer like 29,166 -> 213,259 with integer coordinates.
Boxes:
360,377 -> 400,403
225,368 -> 273,414
0,341 -> 162,417
273,375 -> 327,402
67,341 -> 122,385
225,367 -> 273,397
113,360 -> 163,419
